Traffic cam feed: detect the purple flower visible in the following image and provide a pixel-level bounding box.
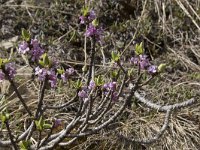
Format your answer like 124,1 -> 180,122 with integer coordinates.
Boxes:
35,67 -> 47,81
30,39 -> 45,61
109,82 -> 117,91
130,57 -> 139,65
61,68 -> 74,82
131,54 -> 156,72
78,89 -> 88,99
88,80 -> 95,89
66,68 -> 74,76
103,82 -> 117,91
103,83 -> 109,89
35,66 -> 43,75
79,16 -> 86,24
18,41 -> 30,54
139,54 -> 148,61
35,67 -> 57,88
47,70 -> 57,88
139,55 -> 150,69
31,47 -> 44,61
85,24 -> 96,37
18,39 -> 45,62
35,67 -> 57,87
0,71 -> 5,82
54,119 -> 62,128
103,82 -> 118,101
112,92 -> 118,101
85,24 -> 103,40
147,65 -> 157,74
5,63 -> 16,79
79,10 -> 96,24
61,73 -> 67,82
31,39 -> 40,48
88,10 -> 96,21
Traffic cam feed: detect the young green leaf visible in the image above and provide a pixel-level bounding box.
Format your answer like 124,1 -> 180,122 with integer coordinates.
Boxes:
19,140 -> 30,150
135,42 -> 144,55
0,59 -> 9,68
21,28 -> 30,42
57,68 -> 65,74
95,75 -> 104,86
74,79 -> 82,89
111,70 -> 118,78
92,19 -> 99,27
43,123 -> 52,129
35,116 -> 45,131
158,63 -> 167,72
111,51 -> 120,62
81,6 -> 89,16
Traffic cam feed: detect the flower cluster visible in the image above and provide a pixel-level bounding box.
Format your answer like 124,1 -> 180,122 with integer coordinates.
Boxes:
78,81 -> 118,101
78,80 -> 96,100
61,68 -> 75,83
79,10 -> 103,41
88,80 -> 96,90
35,65 -> 75,88
0,62 -> 16,81
130,54 -> 157,75
30,39 -> 45,61
85,23 -> 103,41
103,82 -> 117,91
103,82 -> 118,101
35,67 -> 57,88
79,10 -> 96,24
18,39 -> 45,62
147,65 -> 157,74
53,119 -> 62,128
78,86 -> 89,99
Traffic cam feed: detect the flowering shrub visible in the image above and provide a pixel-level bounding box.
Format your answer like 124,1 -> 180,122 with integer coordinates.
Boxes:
0,5 -> 196,150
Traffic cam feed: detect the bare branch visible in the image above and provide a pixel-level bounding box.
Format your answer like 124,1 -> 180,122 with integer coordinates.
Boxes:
37,116 -> 81,150
35,78 -> 47,118
44,92 -> 78,110
134,91 -> 196,112
3,68 -> 32,116
5,121 -> 18,150
0,122 -> 34,147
